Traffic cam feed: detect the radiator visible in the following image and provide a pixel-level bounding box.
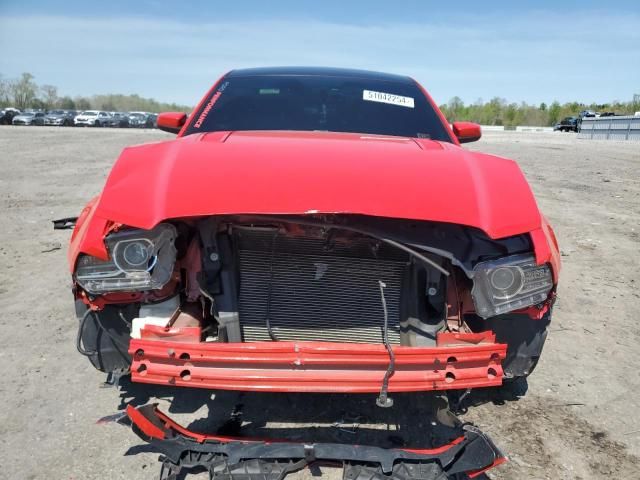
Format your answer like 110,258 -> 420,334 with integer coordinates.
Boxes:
236,228 -> 408,344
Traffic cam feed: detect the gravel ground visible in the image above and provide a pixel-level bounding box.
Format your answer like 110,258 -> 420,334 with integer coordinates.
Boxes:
0,126 -> 638,479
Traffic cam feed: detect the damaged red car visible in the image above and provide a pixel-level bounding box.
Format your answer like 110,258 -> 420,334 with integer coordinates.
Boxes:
67,67 -> 560,478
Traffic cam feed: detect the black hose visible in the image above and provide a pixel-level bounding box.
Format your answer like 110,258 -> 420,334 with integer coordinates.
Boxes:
376,280 -> 395,408
76,308 -> 97,357
118,310 -> 132,328
76,307 -> 130,357
94,312 -> 130,350
242,215 -> 451,276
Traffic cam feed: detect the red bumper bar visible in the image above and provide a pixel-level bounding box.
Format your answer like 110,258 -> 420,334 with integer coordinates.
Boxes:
129,331 -> 506,393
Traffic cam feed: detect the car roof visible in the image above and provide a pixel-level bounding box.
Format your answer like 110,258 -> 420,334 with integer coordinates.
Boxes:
226,66 -> 415,84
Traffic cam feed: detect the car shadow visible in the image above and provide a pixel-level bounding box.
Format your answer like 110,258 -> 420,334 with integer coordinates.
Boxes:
116,375 -> 526,449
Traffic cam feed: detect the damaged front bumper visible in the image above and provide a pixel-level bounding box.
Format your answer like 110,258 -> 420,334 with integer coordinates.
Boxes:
129,332 -> 507,393
124,404 -> 506,480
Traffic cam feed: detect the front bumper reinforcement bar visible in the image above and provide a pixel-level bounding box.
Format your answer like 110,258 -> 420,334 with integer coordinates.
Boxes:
129,333 -> 507,393
123,404 -> 506,480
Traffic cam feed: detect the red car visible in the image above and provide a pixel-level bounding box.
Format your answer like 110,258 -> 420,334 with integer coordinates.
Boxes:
68,67 -> 559,477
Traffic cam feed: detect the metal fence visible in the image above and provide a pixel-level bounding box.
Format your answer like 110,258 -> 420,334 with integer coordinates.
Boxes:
578,115 -> 640,141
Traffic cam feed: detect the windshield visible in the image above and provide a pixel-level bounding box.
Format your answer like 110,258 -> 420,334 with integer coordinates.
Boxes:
82,111 -> 98,116
49,110 -> 64,115
129,113 -> 145,118
184,74 -> 451,141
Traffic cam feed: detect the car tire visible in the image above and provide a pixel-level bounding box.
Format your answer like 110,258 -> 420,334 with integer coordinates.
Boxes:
95,121 -> 101,127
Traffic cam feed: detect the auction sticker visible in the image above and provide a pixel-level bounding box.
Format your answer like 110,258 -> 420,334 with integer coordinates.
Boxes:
363,90 -> 414,108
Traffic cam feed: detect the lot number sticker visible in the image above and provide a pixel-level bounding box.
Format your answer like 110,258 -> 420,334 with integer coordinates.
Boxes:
363,90 -> 415,108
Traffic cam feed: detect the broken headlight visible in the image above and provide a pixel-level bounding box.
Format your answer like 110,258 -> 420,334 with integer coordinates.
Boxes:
471,254 -> 553,319
75,223 -> 177,294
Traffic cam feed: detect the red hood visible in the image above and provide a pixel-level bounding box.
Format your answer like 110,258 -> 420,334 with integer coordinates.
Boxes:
94,131 -> 542,237
71,130 -> 548,268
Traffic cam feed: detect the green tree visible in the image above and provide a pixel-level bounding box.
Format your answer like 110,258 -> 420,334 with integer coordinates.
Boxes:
75,97 -> 91,111
59,96 -> 76,110
446,96 -> 464,121
31,98 -> 46,110
548,101 -> 561,125
504,103 -> 518,126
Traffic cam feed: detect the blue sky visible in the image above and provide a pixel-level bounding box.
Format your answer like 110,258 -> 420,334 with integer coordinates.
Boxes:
0,1 -> 638,107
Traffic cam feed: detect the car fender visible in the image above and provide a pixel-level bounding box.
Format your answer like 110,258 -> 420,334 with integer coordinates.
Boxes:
68,195 -> 110,271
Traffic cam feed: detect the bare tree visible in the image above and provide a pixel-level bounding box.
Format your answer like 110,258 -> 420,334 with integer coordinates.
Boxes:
10,73 -> 38,109
41,84 -> 59,109
0,74 -> 10,107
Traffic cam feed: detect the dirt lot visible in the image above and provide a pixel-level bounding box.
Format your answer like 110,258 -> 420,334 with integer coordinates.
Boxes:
0,127 -> 638,479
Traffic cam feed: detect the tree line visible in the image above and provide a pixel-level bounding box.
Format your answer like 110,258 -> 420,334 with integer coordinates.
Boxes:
0,72 -> 193,113
2,71 -> 638,125
439,95 -> 640,127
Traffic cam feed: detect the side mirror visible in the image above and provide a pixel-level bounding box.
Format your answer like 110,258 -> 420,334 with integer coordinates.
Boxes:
452,121 -> 481,143
157,112 -> 187,134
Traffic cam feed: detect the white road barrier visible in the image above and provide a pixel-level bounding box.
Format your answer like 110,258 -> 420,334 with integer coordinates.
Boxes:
515,126 -> 554,133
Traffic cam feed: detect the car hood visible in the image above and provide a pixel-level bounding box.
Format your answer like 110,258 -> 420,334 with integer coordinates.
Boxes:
14,115 -> 33,120
93,131 -> 542,240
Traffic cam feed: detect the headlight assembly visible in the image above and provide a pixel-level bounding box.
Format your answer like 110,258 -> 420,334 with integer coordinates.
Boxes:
471,254 -> 553,319
75,223 -> 177,294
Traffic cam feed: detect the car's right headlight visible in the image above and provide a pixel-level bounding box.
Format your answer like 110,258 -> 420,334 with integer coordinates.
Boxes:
471,254 -> 553,319
75,223 -> 177,294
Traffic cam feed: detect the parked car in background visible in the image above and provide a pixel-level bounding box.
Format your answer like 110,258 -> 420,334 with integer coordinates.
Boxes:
12,111 -> 45,126
579,110 -> 598,119
106,112 -> 130,128
126,111 -> 150,128
146,113 -> 158,128
576,110 -> 603,131
74,110 -> 111,127
44,110 -> 76,126
553,116 -> 578,132
0,108 -> 21,124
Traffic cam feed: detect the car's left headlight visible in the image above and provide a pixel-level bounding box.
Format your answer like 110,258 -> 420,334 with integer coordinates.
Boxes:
471,254 -> 553,319
74,223 -> 177,294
